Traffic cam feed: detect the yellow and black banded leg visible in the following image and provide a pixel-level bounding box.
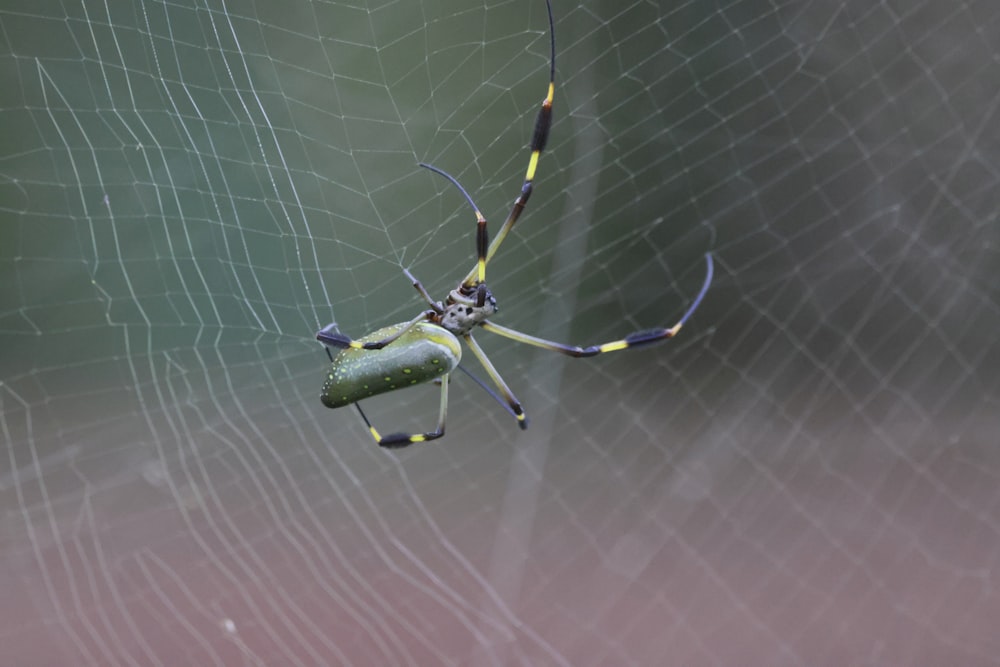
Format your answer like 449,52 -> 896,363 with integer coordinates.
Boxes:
463,332 -> 529,429
419,163 -> 490,288
354,374 -> 449,448
480,254 -> 714,358
455,364 -> 521,420
480,321 -> 680,358
316,310 -> 434,351
462,0 -> 556,285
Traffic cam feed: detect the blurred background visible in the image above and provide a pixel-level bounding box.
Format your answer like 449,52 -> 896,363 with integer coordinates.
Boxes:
2,0 -> 998,664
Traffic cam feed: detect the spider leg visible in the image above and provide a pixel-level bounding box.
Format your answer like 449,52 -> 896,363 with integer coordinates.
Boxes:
403,267 -> 443,312
480,254 -> 713,357
419,163 -> 490,287
455,364 -> 520,421
316,310 -> 435,350
462,0 -> 555,285
463,332 -> 529,429
355,373 -> 449,448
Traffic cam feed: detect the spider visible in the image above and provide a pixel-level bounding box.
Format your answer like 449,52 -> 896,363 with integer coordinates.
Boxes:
316,0 -> 714,447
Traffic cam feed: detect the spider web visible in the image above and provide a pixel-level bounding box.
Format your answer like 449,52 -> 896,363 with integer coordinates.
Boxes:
2,0 -> 999,664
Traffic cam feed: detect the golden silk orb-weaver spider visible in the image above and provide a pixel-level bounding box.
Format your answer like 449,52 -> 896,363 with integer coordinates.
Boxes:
316,0 -> 714,447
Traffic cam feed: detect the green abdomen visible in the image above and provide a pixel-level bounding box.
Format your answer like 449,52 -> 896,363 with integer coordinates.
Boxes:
321,322 -> 461,409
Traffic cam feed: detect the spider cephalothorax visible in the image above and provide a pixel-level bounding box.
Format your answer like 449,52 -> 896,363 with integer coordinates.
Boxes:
436,284 -> 498,336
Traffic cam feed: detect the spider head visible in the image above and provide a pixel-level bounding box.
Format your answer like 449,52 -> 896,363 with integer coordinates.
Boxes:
438,283 -> 497,335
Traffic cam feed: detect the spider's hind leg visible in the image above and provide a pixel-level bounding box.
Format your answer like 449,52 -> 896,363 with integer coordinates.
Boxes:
354,373 -> 450,448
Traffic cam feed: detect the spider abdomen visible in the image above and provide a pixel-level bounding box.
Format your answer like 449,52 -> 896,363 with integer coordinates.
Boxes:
321,322 -> 461,409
